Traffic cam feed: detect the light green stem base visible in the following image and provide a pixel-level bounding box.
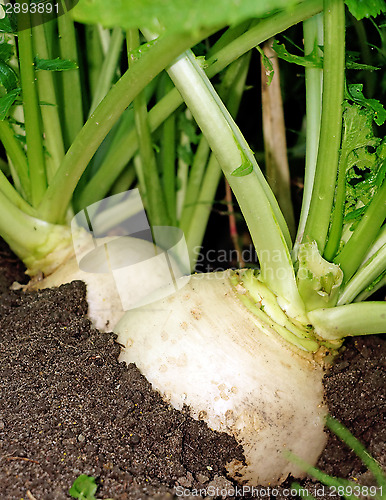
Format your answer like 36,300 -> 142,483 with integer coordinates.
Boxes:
230,269 -> 340,353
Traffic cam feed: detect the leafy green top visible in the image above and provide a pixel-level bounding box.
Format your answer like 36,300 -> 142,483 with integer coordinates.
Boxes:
342,86 -> 386,228
72,0 -> 303,31
344,0 -> 386,19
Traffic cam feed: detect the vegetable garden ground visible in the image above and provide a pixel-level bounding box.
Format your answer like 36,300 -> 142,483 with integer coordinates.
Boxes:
0,238 -> 384,500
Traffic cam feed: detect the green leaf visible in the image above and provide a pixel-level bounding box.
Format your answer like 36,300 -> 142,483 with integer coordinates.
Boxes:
346,60 -> 379,71
0,61 -> 18,92
231,161 -> 253,176
344,0 -> 386,20
347,84 -> 386,126
345,52 -> 379,71
0,88 -> 20,120
73,0 -> 305,32
273,43 -> 379,72
272,39 -> 322,68
341,102 -> 385,229
0,12 -> 17,34
69,475 -> 98,500
34,56 -> 78,72
0,43 -> 14,63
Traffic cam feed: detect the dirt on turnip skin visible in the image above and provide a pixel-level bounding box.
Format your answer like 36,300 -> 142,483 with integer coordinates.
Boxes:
0,239 -> 385,500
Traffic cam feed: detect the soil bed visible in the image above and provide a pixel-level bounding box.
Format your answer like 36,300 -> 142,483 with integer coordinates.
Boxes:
0,240 -> 385,500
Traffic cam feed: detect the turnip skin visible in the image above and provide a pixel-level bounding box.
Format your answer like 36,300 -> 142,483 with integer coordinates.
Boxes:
115,270 -> 328,486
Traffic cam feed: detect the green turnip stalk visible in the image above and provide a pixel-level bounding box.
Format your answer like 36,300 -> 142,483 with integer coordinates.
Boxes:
18,25 -> 47,205
77,0 -> 324,209
301,0 -> 345,253
294,13 -> 323,256
88,26 -> 124,115
33,20 -> 65,179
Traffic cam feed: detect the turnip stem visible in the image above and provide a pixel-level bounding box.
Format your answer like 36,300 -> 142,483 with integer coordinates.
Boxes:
322,139 -> 349,261
37,29 -> 212,223
179,137 -> 211,231
294,13 -> 323,257
287,452 -> 357,497
180,54 -> 250,231
175,112 -> 190,220
308,302 -> 386,340
165,48 -> 293,244
128,29 -> 170,227
110,162 -> 136,195
260,38 -> 296,238
77,0 -> 323,208
18,24 -> 47,206
185,154 -> 221,269
0,120 -> 30,200
57,12 -> 83,149
337,243 -> 386,304
183,53 -> 251,269
354,275 -> 386,302
88,26 -> 124,115
302,0 -> 345,253
85,25 -> 105,100
0,189 -> 70,270
164,48 -> 304,309
33,20 -> 65,180
159,76 -> 177,226
0,169 -> 35,215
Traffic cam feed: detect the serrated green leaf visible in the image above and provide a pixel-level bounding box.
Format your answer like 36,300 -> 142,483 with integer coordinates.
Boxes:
345,51 -> 379,71
273,42 -> 379,72
272,39 -> 322,68
69,475 -> 97,499
341,102 -> 385,227
34,56 -> 78,72
72,0 -> 305,33
0,43 -> 14,63
346,60 -> 379,71
0,61 -> 18,91
231,162 -> 253,176
0,87 -> 20,120
345,0 -> 386,20
347,84 -> 386,126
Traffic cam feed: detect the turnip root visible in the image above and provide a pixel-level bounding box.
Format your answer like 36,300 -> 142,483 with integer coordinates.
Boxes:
115,270 -> 328,486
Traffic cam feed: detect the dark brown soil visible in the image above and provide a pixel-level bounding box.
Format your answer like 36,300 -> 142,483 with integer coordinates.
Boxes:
0,240 -> 385,500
